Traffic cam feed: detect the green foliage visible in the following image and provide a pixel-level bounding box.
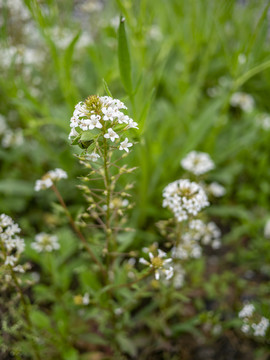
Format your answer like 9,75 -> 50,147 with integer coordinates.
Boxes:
1,0 -> 270,359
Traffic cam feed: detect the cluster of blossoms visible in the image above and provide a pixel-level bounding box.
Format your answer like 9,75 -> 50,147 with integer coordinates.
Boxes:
162,179 -> 209,222
230,92 -> 255,113
31,233 -> 60,253
239,303 -> 269,337
177,219 -> 222,255
35,168 -> 67,191
139,249 -> 173,281
0,214 -> 25,273
181,151 -> 215,176
69,95 -> 138,155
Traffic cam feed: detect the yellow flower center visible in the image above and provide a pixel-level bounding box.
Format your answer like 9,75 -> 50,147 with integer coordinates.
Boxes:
151,257 -> 163,268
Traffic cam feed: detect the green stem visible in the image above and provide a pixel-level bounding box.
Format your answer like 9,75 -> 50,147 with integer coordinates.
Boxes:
51,184 -> 106,277
103,139 -> 112,256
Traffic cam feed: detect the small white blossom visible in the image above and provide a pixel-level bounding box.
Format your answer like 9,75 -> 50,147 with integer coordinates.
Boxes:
119,138 -> 132,152
35,168 -> 67,191
48,168 -> 68,181
104,128 -> 119,142
34,178 -> 53,191
181,151 -> 215,176
230,92 -> 255,112
82,293 -> 90,305
5,255 -> 18,267
252,317 -> 269,337
139,248 -> 173,281
239,303 -> 255,319
85,152 -> 100,162
31,233 -> 60,253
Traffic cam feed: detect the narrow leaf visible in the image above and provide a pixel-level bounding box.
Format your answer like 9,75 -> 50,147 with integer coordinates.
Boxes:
118,16 -> 132,94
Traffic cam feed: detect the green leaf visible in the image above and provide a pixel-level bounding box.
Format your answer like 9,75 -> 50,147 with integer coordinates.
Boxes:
80,130 -> 93,142
71,134 -> 81,145
116,334 -> 137,357
30,310 -> 51,330
118,16 -> 132,94
102,79 -> 113,97
0,180 -> 34,196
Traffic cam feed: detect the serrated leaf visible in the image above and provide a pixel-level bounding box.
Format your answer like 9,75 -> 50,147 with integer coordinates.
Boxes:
118,16 -> 132,94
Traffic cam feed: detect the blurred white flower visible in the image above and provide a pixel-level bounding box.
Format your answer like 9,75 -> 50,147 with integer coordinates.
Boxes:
85,152 -> 100,162
207,182 -> 226,197
256,113 -> 270,131
239,303 -> 255,318
252,317 -> 269,337
31,233 -> 60,252
230,92 -> 255,112
181,151 -> 215,176
35,168 -> 67,191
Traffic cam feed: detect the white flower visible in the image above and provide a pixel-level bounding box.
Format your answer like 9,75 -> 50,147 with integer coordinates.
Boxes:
119,138 -> 132,152
252,317 -> 269,337
82,293 -> 90,305
104,128 -> 119,142
35,168 -> 67,191
102,106 -> 118,121
239,303 -> 255,319
139,248 -> 173,281
241,324 -> 250,333
126,119 -> 139,129
34,178 -> 53,191
31,233 -> 60,252
163,179 -> 209,222
48,168 -> 68,181
181,151 -> 215,176
208,182 -> 226,197
230,92 -> 255,112
85,152 -> 100,162
5,255 -> 18,267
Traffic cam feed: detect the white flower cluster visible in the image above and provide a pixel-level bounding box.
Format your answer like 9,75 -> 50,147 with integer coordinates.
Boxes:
139,249 -> 173,281
181,151 -> 215,176
31,233 -> 60,253
230,92 -> 255,113
239,303 -> 269,337
69,95 -> 138,153
172,238 -> 202,260
172,219 -> 221,260
0,214 -> 25,272
184,219 -> 221,249
162,179 -> 209,222
35,168 -> 68,191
